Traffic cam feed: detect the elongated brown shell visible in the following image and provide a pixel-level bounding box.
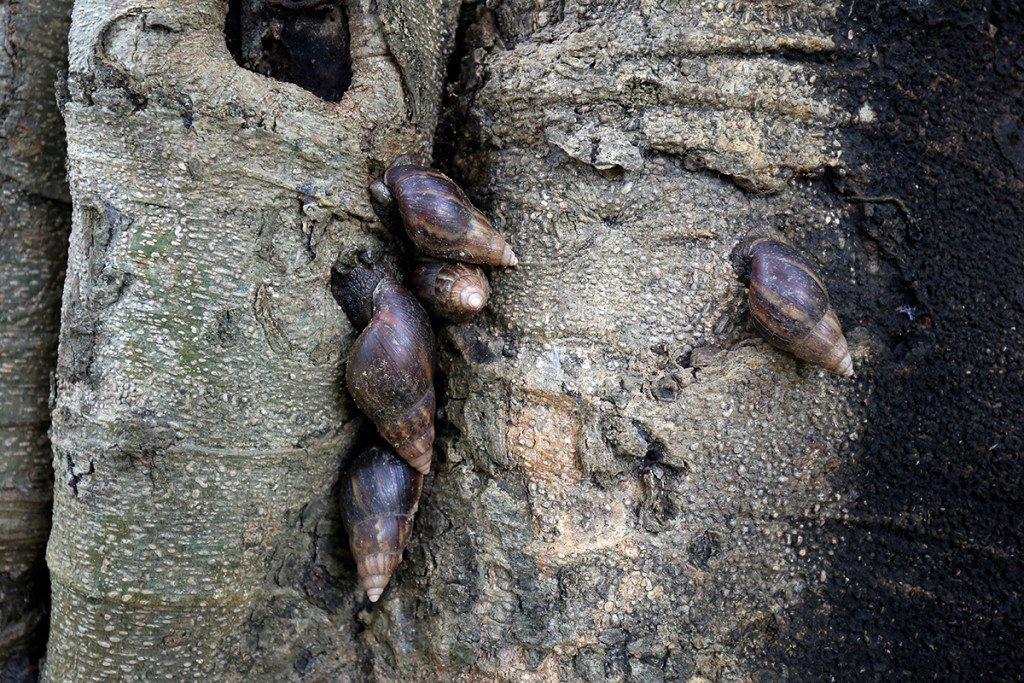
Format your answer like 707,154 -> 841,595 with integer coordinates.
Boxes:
410,257 -> 490,321
384,162 -> 518,267
731,238 -> 853,377
339,445 -> 423,602
334,268 -> 436,473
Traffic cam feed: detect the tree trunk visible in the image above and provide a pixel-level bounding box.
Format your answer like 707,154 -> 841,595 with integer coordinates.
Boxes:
40,0 -> 1024,680
43,0 -> 455,678
367,1 -> 865,679
0,0 -> 72,673
45,0 -> 863,679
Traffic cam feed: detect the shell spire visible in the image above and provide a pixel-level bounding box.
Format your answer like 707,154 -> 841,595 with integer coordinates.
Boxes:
339,444 -> 423,602
410,257 -> 491,321
731,237 -> 854,377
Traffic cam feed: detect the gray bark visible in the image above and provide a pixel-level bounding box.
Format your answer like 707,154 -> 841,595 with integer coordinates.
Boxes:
363,1 -> 866,680
0,0 -> 72,669
44,0 -> 870,680
43,0 -> 454,679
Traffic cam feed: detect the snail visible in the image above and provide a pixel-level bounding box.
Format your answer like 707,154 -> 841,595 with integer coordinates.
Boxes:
339,444 -> 423,603
410,256 -> 491,321
332,266 -> 436,474
731,237 -> 854,377
371,157 -> 518,267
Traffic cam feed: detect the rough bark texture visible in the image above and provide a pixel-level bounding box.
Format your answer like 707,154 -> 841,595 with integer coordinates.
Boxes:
777,2 -> 1024,678
355,1 -> 867,680
41,0 -> 1022,679
43,0 -> 455,679
46,0 -> 869,679
0,0 -> 72,671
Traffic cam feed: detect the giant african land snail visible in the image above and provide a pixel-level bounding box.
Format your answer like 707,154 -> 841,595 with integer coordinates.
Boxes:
731,237 -> 854,377
332,266 -> 436,475
339,444 -> 422,603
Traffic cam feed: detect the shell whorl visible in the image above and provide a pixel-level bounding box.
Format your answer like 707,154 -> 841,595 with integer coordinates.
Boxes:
334,268 -> 437,473
339,445 -> 423,603
411,257 -> 490,321
732,238 -> 854,377
384,162 -> 518,267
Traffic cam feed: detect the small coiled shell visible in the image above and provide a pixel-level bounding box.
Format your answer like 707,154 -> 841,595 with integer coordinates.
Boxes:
339,444 -> 423,602
410,257 -> 490,321
383,160 -> 518,267
332,267 -> 436,473
731,238 -> 854,377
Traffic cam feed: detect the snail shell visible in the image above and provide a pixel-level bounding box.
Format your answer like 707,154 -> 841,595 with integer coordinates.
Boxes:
410,257 -> 490,321
332,267 -> 436,473
339,444 -> 423,602
383,160 -> 518,267
731,238 -> 853,377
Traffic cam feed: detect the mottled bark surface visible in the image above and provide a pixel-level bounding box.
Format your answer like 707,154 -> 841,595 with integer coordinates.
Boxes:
48,0 -> 868,679
40,0 -> 1024,679
43,0 -> 455,679
0,0 -> 72,671
359,1 -> 868,680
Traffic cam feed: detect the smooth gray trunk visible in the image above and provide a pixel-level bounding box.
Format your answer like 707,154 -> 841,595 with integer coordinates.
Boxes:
43,0 -> 454,678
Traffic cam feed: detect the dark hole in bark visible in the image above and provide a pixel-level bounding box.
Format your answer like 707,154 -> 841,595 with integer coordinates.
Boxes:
224,0 -> 352,102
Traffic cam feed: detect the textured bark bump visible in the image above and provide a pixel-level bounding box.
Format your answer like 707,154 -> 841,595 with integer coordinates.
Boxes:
377,0 -> 461,152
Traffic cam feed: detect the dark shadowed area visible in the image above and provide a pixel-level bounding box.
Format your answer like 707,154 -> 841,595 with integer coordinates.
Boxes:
775,0 -> 1024,678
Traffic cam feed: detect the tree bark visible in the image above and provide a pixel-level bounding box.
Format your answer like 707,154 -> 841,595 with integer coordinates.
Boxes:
359,1 -> 866,679
45,0 -> 874,680
43,0 -> 455,678
0,0 -> 72,672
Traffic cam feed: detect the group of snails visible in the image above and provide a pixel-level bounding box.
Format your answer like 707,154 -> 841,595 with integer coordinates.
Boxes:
331,156 -> 853,604
331,156 -> 518,602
